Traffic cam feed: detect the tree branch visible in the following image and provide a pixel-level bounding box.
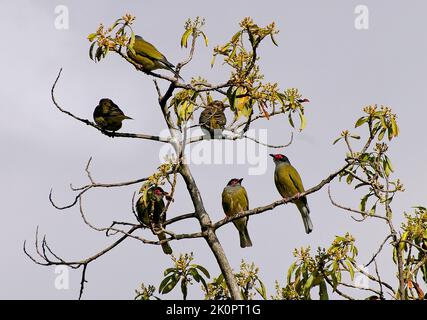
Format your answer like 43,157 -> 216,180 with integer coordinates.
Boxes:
51,68 -> 170,143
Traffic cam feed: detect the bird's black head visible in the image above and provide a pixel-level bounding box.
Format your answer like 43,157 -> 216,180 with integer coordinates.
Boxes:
227,178 -> 243,187
99,98 -> 113,105
269,154 -> 290,164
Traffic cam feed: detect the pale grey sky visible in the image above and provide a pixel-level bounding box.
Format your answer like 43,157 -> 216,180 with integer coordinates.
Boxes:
1,0 -> 427,299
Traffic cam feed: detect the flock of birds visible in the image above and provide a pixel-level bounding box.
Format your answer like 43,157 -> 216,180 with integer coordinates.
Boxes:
91,34 -> 312,254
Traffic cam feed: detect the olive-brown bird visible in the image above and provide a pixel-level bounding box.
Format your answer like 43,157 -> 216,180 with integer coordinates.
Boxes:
222,178 -> 253,248
198,100 -> 227,138
136,186 -> 172,255
93,98 -> 132,132
270,154 -> 313,234
127,35 -> 182,80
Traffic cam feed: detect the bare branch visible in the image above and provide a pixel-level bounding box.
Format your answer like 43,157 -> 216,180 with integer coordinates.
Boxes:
51,68 -> 170,143
365,234 -> 393,267
328,186 -> 389,222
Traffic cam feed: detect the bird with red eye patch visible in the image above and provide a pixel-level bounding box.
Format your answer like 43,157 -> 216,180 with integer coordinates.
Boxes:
221,178 -> 253,248
270,154 -> 313,234
135,186 -> 173,254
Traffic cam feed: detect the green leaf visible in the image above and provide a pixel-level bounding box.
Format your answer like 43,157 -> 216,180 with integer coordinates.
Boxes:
346,174 -> 354,185
180,279 -> 188,300
287,262 -> 297,283
391,116 -> 399,138
304,274 -> 315,291
360,194 -> 370,212
194,265 -> 210,279
355,117 -> 367,128
89,42 -> 96,61
299,111 -> 306,131
333,137 -> 342,145
255,280 -> 267,300
181,28 -> 193,48
270,33 -> 279,46
95,46 -> 104,62
161,275 -> 179,294
369,204 -> 377,216
345,260 -> 355,281
210,54 -> 217,68
319,279 -> 329,300
87,33 -> 97,42
201,31 -> 209,47
163,268 -> 176,276
159,274 -> 174,293
231,31 -> 242,43
378,128 -> 386,141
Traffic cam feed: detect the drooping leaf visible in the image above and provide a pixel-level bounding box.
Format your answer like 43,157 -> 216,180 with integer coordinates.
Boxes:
181,28 -> 193,48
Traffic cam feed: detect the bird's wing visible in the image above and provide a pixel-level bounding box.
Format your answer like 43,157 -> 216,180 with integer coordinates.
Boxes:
240,187 -> 249,210
288,165 -> 305,193
134,38 -> 174,67
221,191 -> 232,214
109,102 -> 126,117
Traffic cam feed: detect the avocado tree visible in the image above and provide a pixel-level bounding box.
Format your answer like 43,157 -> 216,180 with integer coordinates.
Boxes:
24,14 -> 427,300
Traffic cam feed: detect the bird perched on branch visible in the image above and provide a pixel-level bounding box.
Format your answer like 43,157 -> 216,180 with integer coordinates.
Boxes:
93,98 -> 132,132
127,35 -> 182,79
270,154 -> 313,234
136,186 -> 173,255
222,178 -> 253,248
198,100 -> 227,138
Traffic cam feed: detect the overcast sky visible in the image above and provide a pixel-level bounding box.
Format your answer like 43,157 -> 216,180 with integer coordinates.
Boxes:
1,0 -> 427,299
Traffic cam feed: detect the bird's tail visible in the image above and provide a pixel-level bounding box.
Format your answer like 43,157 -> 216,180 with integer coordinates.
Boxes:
296,202 -> 313,234
235,219 -> 253,248
157,231 -> 173,255
162,63 -> 184,81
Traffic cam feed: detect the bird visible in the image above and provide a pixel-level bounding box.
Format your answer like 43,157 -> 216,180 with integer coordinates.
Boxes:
93,98 -> 132,132
222,178 -> 253,248
198,100 -> 227,138
270,154 -> 313,234
127,35 -> 182,79
135,186 -> 173,255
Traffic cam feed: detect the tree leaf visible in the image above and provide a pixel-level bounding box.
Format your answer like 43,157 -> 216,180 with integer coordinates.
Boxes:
355,117 -> 367,128
87,33 -> 97,42
201,31 -> 209,47
89,42 -> 96,60
194,265 -> 210,279
299,111 -> 306,131
161,275 -> 179,294
270,33 -> 279,46
345,260 -> 355,281
181,28 -> 193,48
180,279 -> 188,300
159,274 -> 174,293
333,137 -> 342,145
319,279 -> 329,300
287,262 -> 297,283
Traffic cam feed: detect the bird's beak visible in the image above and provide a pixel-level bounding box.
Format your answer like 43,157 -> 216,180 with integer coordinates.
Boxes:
238,178 -> 243,183
269,154 -> 275,158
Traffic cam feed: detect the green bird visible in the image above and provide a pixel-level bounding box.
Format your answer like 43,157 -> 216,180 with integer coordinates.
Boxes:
198,100 -> 227,138
93,98 -> 132,132
136,186 -> 173,255
222,178 -> 253,248
127,35 -> 182,79
270,154 -> 313,234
